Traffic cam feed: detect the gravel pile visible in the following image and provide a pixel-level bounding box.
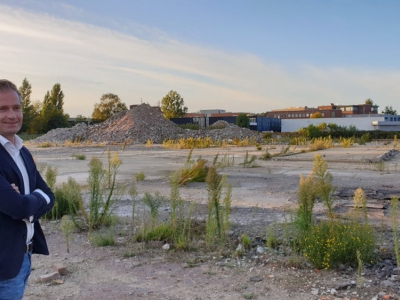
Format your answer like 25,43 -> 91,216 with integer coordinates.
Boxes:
32,104 -> 261,144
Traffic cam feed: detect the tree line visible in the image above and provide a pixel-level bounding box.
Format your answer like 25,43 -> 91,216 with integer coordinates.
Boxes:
18,78 -> 129,134
19,78 -> 191,134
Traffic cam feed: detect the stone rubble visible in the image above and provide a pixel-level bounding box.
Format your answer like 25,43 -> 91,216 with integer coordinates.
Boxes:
32,104 -> 261,144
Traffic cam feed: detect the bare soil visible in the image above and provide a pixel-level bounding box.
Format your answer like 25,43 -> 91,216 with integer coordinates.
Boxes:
24,143 -> 400,300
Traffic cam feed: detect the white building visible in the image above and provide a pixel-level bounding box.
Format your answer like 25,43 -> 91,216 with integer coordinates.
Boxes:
281,114 -> 400,132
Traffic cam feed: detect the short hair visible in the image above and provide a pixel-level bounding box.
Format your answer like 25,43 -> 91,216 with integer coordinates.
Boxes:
0,79 -> 22,103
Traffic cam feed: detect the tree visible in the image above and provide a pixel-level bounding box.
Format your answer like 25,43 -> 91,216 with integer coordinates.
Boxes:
18,78 -> 38,133
236,113 -> 250,128
92,93 -> 127,122
34,83 -> 69,133
382,105 -> 397,115
310,112 -> 322,118
161,90 -> 187,119
365,98 -> 374,105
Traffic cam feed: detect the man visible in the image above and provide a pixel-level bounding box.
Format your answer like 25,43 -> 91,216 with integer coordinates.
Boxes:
0,79 -> 55,299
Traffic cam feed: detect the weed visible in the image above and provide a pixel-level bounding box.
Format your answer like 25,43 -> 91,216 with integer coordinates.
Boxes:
71,154 -> 125,231
128,180 -> 138,237
60,215 -> 75,253
46,177 -> 82,220
135,223 -> 174,242
353,188 -> 368,222
45,165 -> 58,191
213,152 -> 234,170
135,171 -> 146,181
241,233 -> 252,250
300,220 -> 376,269
145,139 -> 153,148
142,191 -> 167,228
260,148 -> 272,160
308,136 -> 333,151
90,231 -> 115,247
240,151 -> 258,168
179,123 -> 201,130
207,123 -> 227,130
266,232 -> 279,249
296,174 -> 316,231
123,251 -> 136,258
357,249 -> 363,287
242,293 -> 254,299
205,166 -> 231,249
374,161 -> 386,172
389,196 -> 400,267
38,142 -> 53,148
72,153 -> 86,160
312,154 -> 336,219
394,135 -> 398,149
359,133 -> 371,145
177,149 -> 208,185
340,137 -> 354,148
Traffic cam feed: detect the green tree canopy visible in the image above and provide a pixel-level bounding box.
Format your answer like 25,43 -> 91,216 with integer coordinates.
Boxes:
34,83 -> 69,133
382,105 -> 397,115
236,113 -> 250,128
92,93 -> 127,122
18,78 -> 38,133
161,90 -> 188,119
365,98 -> 374,105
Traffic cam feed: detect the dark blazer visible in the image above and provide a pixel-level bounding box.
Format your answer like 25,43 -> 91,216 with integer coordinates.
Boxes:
0,144 -> 55,280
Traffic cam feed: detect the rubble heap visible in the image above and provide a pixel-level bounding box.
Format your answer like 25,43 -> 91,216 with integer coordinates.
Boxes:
84,104 -> 184,144
32,123 -> 89,144
182,120 -> 261,142
32,104 -> 261,144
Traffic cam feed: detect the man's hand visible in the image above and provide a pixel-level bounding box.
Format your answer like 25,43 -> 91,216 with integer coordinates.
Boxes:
11,183 -> 20,194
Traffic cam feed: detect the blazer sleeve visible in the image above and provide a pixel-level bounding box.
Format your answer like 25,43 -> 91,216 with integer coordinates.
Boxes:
31,169 -> 55,222
0,173 -> 50,220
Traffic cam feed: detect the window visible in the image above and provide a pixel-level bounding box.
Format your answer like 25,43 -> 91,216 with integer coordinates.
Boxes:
295,114 -> 298,117
306,114 -> 309,117
322,113 -> 325,116
390,117 -> 393,121
331,112 -> 335,117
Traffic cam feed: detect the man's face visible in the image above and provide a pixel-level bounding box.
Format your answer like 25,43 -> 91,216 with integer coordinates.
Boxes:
0,89 -> 23,142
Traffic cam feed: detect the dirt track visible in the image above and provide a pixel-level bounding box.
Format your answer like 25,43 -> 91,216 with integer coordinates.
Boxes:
24,143 -> 400,300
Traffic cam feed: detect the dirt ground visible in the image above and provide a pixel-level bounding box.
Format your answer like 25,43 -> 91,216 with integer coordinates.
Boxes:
23,142 -> 400,300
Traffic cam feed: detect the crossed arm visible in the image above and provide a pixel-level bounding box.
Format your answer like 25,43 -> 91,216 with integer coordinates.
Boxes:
0,171 -> 55,221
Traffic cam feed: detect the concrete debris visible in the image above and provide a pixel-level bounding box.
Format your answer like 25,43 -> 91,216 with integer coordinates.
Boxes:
32,104 -> 261,144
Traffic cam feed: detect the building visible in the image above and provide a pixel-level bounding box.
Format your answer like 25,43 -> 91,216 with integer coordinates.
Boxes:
282,114 -> 400,132
266,103 -> 378,119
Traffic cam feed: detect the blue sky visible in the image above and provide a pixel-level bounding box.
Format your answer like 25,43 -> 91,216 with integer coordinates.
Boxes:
1,0 -> 399,117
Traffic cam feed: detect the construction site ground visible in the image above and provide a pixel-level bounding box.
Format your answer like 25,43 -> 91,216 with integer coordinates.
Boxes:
24,142 -> 400,300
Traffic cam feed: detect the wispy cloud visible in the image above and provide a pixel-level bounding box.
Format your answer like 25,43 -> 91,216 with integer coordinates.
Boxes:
0,4 -> 399,116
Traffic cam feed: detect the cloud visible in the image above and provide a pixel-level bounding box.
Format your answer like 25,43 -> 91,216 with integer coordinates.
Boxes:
0,4 -> 399,117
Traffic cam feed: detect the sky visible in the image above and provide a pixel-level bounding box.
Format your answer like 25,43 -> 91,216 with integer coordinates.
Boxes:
1,0 -> 399,117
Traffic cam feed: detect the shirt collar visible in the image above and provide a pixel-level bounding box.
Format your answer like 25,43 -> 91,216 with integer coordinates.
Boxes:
0,135 -> 23,150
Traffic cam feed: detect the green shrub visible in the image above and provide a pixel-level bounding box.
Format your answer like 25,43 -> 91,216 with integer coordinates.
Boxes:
72,153 -> 86,160
179,123 -> 201,130
45,177 -> 82,219
359,133 -> 371,145
135,223 -> 174,242
90,231 -> 115,247
135,171 -> 146,181
236,114 -> 250,128
300,220 -> 376,269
